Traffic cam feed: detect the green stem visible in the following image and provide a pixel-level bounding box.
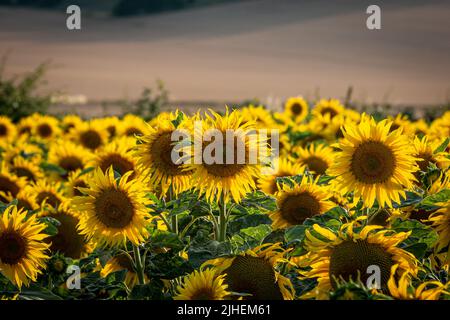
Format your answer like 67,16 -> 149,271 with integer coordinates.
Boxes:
218,194 -> 227,242
133,245 -> 145,286
168,184 -> 178,234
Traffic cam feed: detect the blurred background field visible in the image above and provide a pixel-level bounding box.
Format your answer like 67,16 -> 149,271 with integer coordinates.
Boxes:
0,0 -> 449,119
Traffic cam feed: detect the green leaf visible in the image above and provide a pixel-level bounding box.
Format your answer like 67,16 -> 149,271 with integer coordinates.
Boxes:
38,216 -> 61,236
433,137 -> 449,154
171,111 -> 184,128
228,214 -> 271,234
421,189 -> 450,207
40,162 -> 66,176
392,219 -> 439,257
395,191 -> 423,208
285,225 -> 308,244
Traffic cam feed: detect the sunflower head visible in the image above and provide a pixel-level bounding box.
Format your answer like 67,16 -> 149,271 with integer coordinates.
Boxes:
119,114 -> 150,137
0,162 -> 27,203
135,111 -> 193,197
298,222 -> 419,299
284,97 -> 309,123
294,143 -> 334,176
8,156 -> 44,183
100,252 -> 147,289
328,115 -> 418,208
33,115 -> 61,140
257,157 -> 305,195
312,99 -> 345,119
48,141 -> 93,178
0,116 -> 17,142
72,167 -> 153,247
202,243 -> 294,300
28,180 -> 67,210
0,205 -> 50,288
69,122 -> 108,151
174,268 -> 230,300
269,175 -> 334,229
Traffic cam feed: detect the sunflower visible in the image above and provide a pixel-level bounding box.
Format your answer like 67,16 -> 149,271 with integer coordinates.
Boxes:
28,180 -> 66,209
429,111 -> 450,142
61,114 -> 83,133
283,97 -> 309,123
257,157 -> 305,195
239,104 -> 277,129
312,98 -> 345,119
294,143 -> 334,176
69,122 -> 108,151
119,114 -> 150,137
33,115 -> 61,140
428,201 -> 450,265
1,139 -> 43,165
65,169 -> 90,198
202,243 -> 294,300
0,162 -> 27,203
269,176 -> 334,229
17,115 -> 37,136
135,111 -> 193,197
412,119 -> 429,137
328,115 -> 418,208
174,268 -> 230,300
297,222 -> 418,299
413,136 -> 450,175
97,116 -> 120,139
0,205 -> 50,288
8,157 -> 44,183
387,114 -> 414,136
42,202 -> 92,259
0,116 -> 17,142
47,141 -> 93,178
72,167 -> 153,247
91,137 -> 138,178
182,109 -> 265,203
387,264 -> 449,300
3,188 -> 39,212
100,253 -> 148,289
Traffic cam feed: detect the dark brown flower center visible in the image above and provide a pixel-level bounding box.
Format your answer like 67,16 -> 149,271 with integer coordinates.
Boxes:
125,127 -> 143,137
11,167 -> 36,182
0,124 -> 7,137
37,124 -> 53,138
0,176 -> 20,203
224,255 -> 283,300
203,134 -> 247,177
150,131 -> 188,176
94,188 -> 134,228
320,107 -> 338,118
59,156 -> 84,173
351,141 -> 396,184
80,130 -> 102,150
0,231 -> 27,265
49,213 -> 85,259
99,154 -> 135,178
329,240 -> 394,289
36,191 -> 62,208
280,192 -> 321,225
291,103 -> 303,116
303,156 -> 328,175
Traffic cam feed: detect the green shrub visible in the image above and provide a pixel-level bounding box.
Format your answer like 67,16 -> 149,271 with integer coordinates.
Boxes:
0,59 -> 51,122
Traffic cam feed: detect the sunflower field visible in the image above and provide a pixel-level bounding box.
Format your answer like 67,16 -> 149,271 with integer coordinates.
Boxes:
0,98 -> 449,300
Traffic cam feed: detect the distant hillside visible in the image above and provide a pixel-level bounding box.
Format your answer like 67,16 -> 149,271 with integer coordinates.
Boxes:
0,0 -> 243,16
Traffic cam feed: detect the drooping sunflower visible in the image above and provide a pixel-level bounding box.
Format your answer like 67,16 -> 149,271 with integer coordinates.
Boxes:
0,162 -> 27,203
0,205 -> 50,288
312,98 -> 345,119
41,202 -> 93,259
183,109 -> 265,203
28,180 -> 67,209
387,264 -> 449,300
283,97 -> 309,123
297,222 -> 418,299
47,141 -> 93,178
100,252 -> 148,289
69,121 -> 108,151
328,115 -> 418,208
135,111 -> 193,197
0,116 -> 17,143
72,167 -> 153,247
257,157 -> 305,195
8,157 -> 44,183
33,115 -> 61,140
202,243 -> 295,300
174,268 -> 230,300
90,137 -> 138,178
294,143 -> 334,176
269,176 -> 335,229
428,201 -> 450,265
